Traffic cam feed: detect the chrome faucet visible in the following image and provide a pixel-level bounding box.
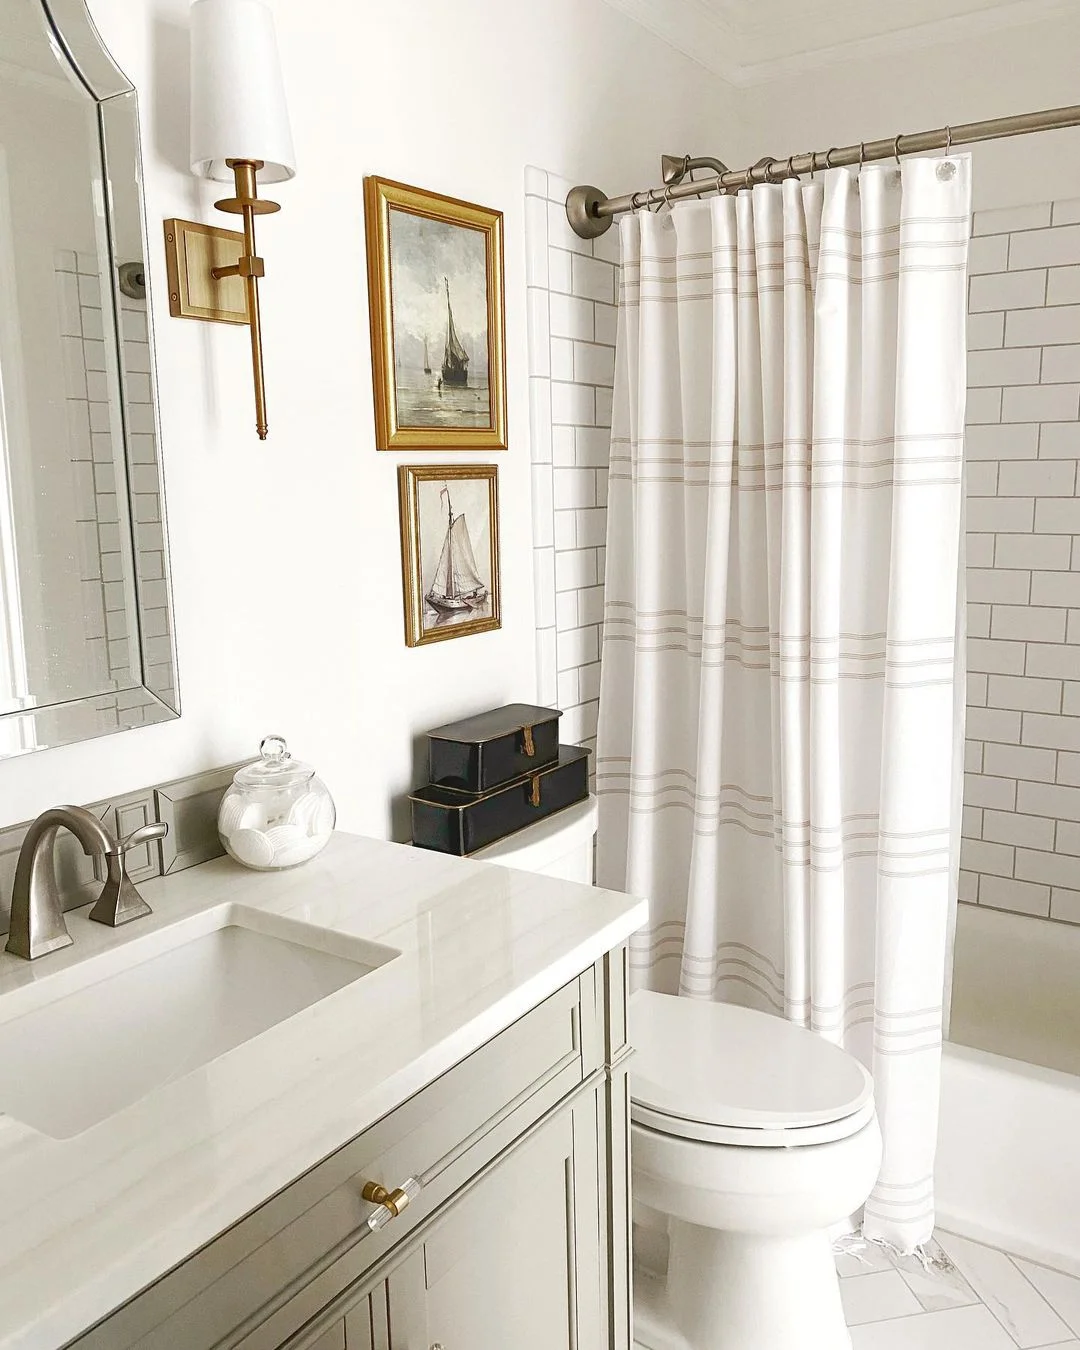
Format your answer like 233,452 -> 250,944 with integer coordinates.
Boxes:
5,806 -> 115,960
4,809 -> 168,961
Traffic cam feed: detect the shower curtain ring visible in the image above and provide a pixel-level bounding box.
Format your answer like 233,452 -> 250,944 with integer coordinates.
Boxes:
893,134 -> 904,166
786,154 -> 799,181
858,141 -> 866,168
944,125 -> 953,154
825,147 -> 838,169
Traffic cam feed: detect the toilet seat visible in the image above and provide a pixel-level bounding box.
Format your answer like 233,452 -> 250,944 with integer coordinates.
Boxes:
630,990 -> 874,1148
631,1096 -> 877,1147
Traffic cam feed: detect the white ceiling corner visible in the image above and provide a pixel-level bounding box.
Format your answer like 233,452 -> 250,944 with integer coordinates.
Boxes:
602,0 -> 1077,86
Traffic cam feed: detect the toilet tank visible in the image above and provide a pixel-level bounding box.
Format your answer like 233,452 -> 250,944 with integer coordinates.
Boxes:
471,796 -> 598,883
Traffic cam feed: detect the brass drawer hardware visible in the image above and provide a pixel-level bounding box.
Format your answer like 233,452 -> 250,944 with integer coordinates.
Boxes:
522,724 -> 535,757
362,1176 -> 422,1232
529,776 -> 541,807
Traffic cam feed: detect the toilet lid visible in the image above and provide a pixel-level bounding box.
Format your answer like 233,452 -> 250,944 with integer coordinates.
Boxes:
630,990 -> 873,1131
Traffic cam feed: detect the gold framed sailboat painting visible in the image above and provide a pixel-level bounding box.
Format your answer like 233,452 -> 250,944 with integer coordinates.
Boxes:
398,464 -> 501,646
365,177 -> 507,450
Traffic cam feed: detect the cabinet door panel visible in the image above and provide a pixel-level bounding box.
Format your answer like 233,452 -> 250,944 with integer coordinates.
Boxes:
387,1093 -> 602,1350
342,1286 -> 388,1350
306,1323 -> 346,1350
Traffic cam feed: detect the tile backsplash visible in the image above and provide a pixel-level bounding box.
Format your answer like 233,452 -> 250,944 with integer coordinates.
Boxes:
961,199 -> 1080,926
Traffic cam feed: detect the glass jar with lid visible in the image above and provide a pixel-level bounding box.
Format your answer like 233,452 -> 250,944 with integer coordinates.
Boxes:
217,735 -> 336,871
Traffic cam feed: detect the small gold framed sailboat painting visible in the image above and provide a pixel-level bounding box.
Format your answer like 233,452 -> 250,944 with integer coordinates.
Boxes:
365,177 -> 507,450
398,464 -> 501,646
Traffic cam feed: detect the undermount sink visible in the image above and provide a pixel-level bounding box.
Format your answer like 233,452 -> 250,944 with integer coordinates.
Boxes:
0,903 -> 398,1139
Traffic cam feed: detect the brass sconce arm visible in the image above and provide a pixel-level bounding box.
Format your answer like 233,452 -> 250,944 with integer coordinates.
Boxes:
213,158 -> 276,440
163,158 -> 280,440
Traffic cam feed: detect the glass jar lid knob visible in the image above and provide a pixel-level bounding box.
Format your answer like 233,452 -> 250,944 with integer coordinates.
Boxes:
260,734 -> 290,763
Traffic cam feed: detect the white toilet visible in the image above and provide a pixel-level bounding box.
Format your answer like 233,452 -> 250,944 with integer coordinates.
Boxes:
630,991 -> 881,1350
477,799 -> 882,1350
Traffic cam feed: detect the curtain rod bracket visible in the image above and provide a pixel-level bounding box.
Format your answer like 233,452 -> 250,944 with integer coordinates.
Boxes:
565,184 -> 613,239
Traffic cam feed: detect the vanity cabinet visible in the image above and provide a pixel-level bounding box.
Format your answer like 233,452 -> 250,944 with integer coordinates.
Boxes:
366,1090 -> 603,1350
66,947 -> 632,1350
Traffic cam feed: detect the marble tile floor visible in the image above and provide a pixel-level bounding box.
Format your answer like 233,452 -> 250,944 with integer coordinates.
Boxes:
837,1231 -> 1080,1348
633,1232 -> 1080,1349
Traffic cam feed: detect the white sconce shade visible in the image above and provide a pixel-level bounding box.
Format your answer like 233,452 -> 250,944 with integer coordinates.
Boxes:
189,0 -> 296,183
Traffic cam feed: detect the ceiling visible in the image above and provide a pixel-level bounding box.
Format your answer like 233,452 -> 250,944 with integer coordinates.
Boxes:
603,0 -> 1075,85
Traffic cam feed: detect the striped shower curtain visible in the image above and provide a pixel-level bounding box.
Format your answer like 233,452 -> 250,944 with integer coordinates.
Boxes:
596,157 -> 970,1252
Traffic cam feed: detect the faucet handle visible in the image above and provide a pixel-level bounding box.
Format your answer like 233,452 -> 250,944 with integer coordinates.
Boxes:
117,822 -> 168,854
88,821 -> 169,928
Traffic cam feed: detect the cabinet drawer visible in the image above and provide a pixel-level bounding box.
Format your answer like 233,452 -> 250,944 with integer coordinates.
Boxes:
69,973 -> 598,1350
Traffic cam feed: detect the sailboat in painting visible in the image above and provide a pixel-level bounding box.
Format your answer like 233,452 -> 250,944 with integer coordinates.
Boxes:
426,485 -> 487,614
423,336 -> 432,375
441,277 -> 469,387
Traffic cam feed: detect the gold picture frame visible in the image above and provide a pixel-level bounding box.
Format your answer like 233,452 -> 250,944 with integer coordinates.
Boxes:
398,464 -> 501,647
365,177 -> 507,451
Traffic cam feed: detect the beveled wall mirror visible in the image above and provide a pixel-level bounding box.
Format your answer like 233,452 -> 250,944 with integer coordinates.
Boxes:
0,0 -> 178,758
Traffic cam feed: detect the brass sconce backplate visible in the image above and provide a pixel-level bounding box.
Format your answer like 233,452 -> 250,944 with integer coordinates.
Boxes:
163,219 -> 249,325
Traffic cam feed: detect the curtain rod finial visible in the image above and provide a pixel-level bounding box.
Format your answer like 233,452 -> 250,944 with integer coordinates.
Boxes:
661,154 -> 688,185
566,185 -> 612,240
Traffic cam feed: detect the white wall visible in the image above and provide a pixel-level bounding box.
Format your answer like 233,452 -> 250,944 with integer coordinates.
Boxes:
731,12 -> 1080,211
0,0 -> 739,836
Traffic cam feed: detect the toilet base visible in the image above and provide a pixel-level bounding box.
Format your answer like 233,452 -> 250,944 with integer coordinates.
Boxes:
636,1220 -> 851,1350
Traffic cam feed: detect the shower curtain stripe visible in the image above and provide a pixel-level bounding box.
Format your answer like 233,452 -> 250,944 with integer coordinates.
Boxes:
597,157 -> 970,1252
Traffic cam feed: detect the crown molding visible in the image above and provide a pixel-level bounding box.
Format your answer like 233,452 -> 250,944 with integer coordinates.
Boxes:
603,0 -> 1076,87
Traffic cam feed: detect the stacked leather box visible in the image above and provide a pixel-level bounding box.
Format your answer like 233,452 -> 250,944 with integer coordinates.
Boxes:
410,704 -> 590,856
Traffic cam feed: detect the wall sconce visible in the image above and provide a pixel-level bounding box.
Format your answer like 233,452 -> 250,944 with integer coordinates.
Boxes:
163,0 -> 295,440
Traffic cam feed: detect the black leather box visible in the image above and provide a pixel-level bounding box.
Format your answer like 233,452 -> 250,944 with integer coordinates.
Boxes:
411,745 -> 590,856
427,703 -> 562,794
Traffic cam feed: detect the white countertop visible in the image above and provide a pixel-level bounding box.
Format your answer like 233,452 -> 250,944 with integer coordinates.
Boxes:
0,833 -> 646,1350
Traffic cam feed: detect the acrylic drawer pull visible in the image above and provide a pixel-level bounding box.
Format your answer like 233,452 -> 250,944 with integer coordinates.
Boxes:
362,1176 -> 422,1232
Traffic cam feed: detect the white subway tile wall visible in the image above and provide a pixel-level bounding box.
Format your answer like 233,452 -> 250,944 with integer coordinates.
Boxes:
56,251 -> 174,723
961,198 -> 1080,925
525,168 -> 617,772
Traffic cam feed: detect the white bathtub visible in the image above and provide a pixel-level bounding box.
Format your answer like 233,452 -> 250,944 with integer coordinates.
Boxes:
936,903 -> 1080,1275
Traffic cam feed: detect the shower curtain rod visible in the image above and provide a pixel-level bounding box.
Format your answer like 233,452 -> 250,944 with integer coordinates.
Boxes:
565,103 -> 1080,238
